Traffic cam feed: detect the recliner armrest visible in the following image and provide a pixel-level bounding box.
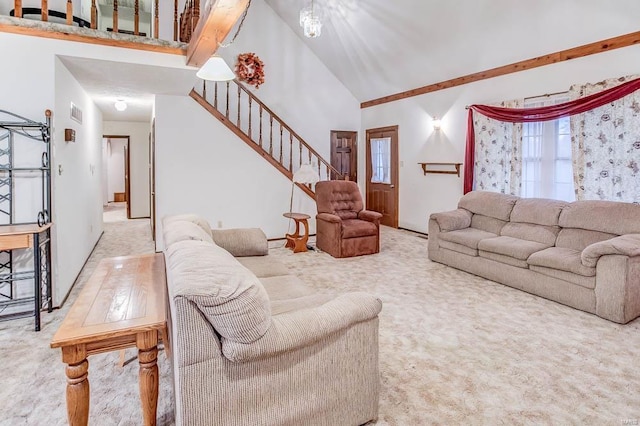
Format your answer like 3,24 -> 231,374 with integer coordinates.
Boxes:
317,213 -> 342,223
358,210 -> 383,223
221,292 -> 382,362
581,234 -> 640,267
430,209 -> 472,232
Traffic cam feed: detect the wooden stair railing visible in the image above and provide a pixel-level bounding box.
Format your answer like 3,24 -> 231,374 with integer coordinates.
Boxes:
11,0 -> 181,41
179,0 -> 200,43
190,79 -> 345,199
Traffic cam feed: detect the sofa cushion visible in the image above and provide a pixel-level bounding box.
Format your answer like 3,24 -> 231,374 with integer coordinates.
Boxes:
439,228 -> 498,250
581,234 -> 640,268
166,240 -> 271,344
238,256 -> 290,278
430,208 -> 472,232
559,200 -> 640,235
529,265 -> 596,289
163,220 -> 215,247
163,214 -> 211,236
458,191 -> 518,221
478,236 -> 549,261
500,222 -> 559,246
439,240 -> 479,257
259,275 -> 315,300
528,247 -> 596,277
556,228 -> 617,252
342,219 -> 378,238
479,251 -> 529,268
510,198 -> 567,226
211,228 -> 268,257
316,180 -> 363,217
470,214 -> 508,235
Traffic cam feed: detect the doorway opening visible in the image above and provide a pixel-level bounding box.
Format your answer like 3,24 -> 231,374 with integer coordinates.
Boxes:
102,135 -> 131,222
366,125 -> 399,228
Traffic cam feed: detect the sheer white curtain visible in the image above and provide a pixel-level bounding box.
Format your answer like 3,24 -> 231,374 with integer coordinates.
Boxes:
569,75 -> 640,203
371,137 -> 391,183
473,99 -> 523,194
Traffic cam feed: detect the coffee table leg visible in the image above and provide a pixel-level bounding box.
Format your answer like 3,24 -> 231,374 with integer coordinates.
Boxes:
137,331 -> 159,426
62,345 -> 89,426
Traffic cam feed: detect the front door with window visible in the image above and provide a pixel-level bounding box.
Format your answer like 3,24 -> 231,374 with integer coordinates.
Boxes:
366,126 -> 398,228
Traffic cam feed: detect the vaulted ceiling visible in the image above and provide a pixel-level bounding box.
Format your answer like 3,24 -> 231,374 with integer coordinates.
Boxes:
264,0 -> 640,102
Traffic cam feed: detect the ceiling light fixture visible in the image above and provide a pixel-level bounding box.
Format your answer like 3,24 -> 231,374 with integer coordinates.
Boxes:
433,117 -> 441,130
197,0 -> 252,81
301,0 -> 322,38
114,100 -> 127,112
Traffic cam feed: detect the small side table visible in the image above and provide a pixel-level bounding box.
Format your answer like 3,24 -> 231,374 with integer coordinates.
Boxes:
283,212 -> 310,253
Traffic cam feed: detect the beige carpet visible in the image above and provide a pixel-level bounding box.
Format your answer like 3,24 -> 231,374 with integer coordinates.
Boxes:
1,220 -> 639,425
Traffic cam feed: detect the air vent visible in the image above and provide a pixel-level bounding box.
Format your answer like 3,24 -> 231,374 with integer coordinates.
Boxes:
70,102 -> 83,124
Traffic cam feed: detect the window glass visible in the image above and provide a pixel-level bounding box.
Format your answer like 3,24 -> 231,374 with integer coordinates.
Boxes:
370,137 -> 391,184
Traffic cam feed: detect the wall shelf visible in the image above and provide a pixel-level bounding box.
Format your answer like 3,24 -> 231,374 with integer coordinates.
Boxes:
419,162 -> 463,177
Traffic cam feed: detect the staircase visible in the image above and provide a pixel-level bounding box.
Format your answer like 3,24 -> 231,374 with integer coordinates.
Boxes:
189,79 -> 344,199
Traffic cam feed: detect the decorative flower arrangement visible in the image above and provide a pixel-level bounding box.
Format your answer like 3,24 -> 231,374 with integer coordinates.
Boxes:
235,53 -> 265,89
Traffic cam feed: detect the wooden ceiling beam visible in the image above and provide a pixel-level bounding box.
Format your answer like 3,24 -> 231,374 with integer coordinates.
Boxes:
186,0 -> 250,67
361,30 -> 640,109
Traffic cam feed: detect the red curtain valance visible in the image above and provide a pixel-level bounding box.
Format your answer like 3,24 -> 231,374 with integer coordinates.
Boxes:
463,77 -> 640,194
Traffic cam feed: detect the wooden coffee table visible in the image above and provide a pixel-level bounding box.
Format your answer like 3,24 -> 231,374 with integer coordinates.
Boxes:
283,212 -> 310,253
50,253 -> 167,426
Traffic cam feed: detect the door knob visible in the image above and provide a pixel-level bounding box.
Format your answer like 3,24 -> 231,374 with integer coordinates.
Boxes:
390,185 -> 395,188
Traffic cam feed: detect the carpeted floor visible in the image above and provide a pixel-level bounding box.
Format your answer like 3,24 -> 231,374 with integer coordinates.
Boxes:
1,219 -> 639,425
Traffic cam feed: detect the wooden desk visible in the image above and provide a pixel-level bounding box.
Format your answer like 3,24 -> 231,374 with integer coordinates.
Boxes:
283,212 -> 310,253
50,253 -> 167,426
0,223 -> 52,331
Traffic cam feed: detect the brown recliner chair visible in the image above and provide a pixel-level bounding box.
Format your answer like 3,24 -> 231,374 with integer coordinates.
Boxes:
315,180 -> 383,258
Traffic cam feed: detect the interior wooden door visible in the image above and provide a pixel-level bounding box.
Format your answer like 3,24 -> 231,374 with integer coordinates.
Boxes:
330,130 -> 357,181
366,126 -> 398,228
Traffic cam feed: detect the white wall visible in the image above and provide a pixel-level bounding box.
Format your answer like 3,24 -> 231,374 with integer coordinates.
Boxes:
154,95 -> 317,249
106,138 -> 126,200
361,45 -> 640,234
103,121 -> 151,217
0,32 -> 189,307
53,57 -> 104,305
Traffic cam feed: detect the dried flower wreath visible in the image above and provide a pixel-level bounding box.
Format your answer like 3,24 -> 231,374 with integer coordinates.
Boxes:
235,53 -> 265,89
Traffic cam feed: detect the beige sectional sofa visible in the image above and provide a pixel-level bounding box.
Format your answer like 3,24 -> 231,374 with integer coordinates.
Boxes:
428,191 -> 640,324
161,214 -> 382,426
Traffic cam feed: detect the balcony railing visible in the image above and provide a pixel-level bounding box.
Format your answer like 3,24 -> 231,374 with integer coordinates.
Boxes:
6,0 -> 201,43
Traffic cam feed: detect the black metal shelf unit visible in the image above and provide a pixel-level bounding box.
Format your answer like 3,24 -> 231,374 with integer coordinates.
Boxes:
0,109 -> 53,331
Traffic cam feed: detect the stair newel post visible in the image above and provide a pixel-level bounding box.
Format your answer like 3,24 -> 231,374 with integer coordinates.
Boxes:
154,0 -> 159,38
248,97 -> 252,140
225,81 -> 230,118
113,0 -> 118,33
269,116 -> 273,156
134,0 -> 139,35
91,0 -> 97,29
173,0 -> 178,41
66,0 -> 73,25
258,105 -> 263,148
279,124 -> 284,165
214,81 -> 218,109
237,84 -> 241,128
41,0 -> 48,21
15,0 -> 22,18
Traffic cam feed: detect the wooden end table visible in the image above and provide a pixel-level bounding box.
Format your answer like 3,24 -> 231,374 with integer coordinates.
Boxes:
283,212 -> 310,253
50,253 -> 167,426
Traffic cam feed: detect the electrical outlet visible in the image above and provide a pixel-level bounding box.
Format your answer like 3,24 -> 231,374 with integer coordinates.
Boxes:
217,220 -> 223,228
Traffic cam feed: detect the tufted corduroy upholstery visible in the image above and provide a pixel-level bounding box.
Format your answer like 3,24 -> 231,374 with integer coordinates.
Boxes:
315,181 -> 383,258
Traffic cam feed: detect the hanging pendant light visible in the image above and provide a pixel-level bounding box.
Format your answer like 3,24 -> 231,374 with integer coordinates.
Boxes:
302,0 -> 322,38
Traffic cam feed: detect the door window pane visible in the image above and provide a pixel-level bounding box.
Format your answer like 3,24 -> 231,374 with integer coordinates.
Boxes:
371,137 -> 391,184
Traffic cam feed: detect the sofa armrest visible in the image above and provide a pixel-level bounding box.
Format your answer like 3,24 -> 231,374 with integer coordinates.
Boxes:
221,292 -> 382,362
317,213 -> 342,223
429,208 -> 472,232
582,234 -> 640,267
358,210 -> 383,223
210,228 -> 268,257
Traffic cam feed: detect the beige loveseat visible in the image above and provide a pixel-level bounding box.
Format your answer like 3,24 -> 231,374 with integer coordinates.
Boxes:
428,191 -> 640,324
162,214 -> 382,426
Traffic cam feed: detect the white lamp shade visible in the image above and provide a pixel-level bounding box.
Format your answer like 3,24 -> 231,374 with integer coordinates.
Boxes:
293,164 -> 320,184
196,56 -> 235,81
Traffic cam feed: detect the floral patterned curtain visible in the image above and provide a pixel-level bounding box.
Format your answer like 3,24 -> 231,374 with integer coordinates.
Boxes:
569,75 -> 640,203
473,99 -> 523,194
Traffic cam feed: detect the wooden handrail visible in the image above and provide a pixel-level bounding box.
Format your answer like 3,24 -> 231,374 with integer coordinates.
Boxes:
234,82 -> 343,178
180,0 -> 201,43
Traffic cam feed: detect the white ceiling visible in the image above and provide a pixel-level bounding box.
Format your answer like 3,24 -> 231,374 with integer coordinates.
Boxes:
265,0 -> 640,102
59,56 -> 198,122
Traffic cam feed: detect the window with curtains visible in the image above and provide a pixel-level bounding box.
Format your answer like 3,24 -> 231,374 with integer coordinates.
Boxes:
521,94 -> 575,201
370,137 -> 391,183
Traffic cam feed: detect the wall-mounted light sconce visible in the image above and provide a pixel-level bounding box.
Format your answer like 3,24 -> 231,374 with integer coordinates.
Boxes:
433,117 -> 442,130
